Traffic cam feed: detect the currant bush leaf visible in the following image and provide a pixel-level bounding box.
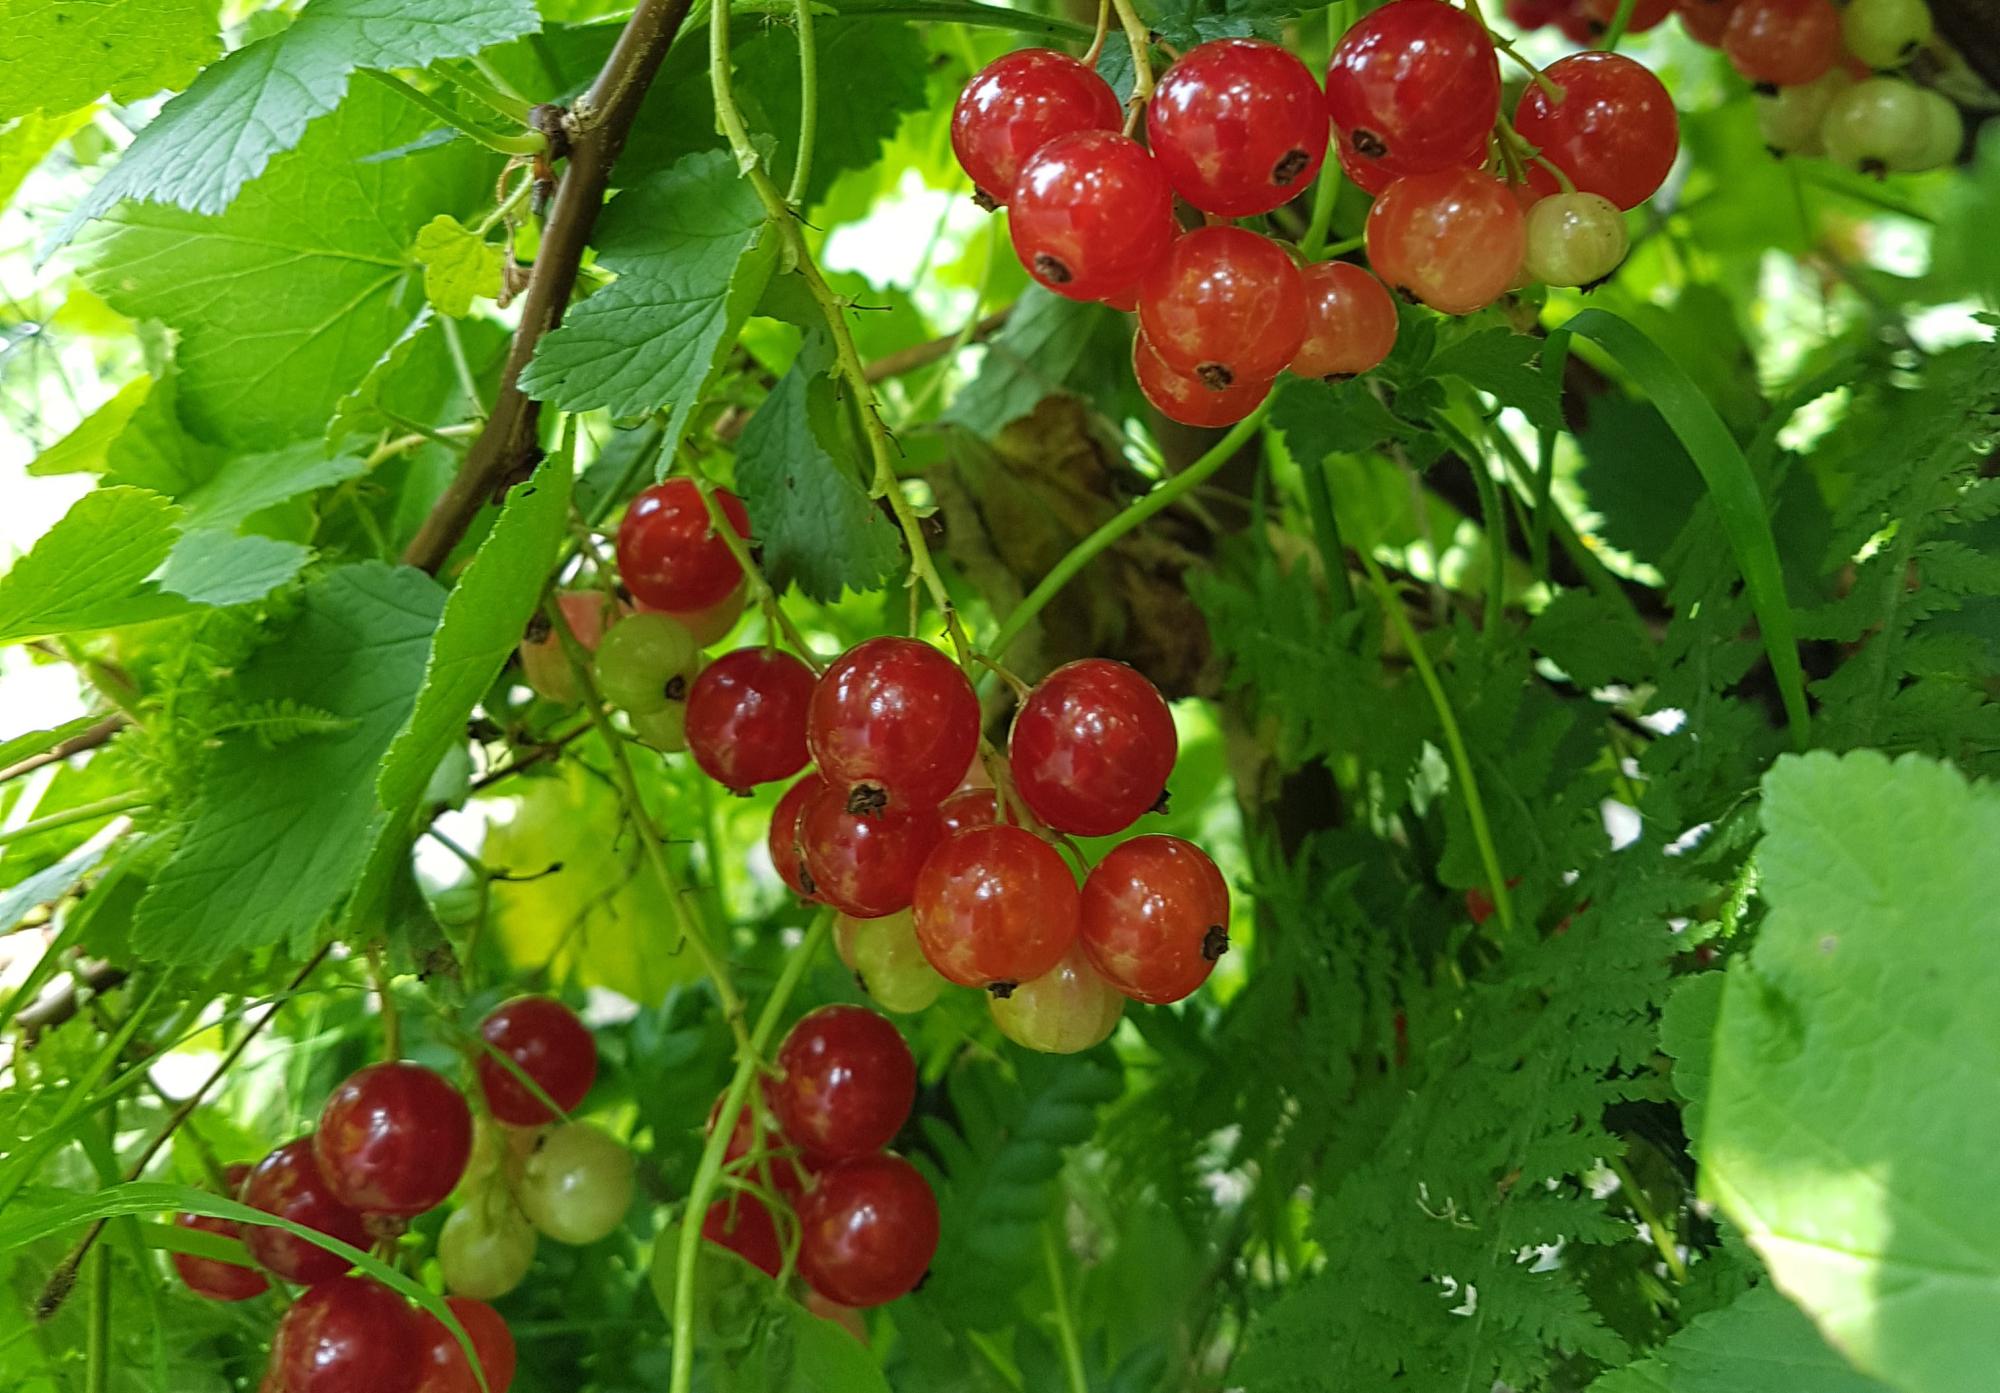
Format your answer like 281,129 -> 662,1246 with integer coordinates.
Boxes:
1589,1284 -> 1894,1392
944,288 -> 1121,436
0,0 -> 220,121
156,533 -> 311,607
412,213 -> 504,318
0,487 -> 192,643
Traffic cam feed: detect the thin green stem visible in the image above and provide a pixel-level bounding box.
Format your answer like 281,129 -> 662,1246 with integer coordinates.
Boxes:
1043,1226 -> 1089,1393
1301,4 -> 1349,258
785,0 -> 819,206
1300,456 -> 1355,619
0,793 -> 148,849
1533,331 -> 1571,583
367,946 -> 400,1061
1108,0 -> 1156,121
85,1110 -> 113,1393
1361,553 -> 1515,938
441,62 -> 536,123
1081,0 -> 1112,67
1597,0 -> 1639,51
992,400 -> 1272,658
686,465 -> 824,671
1608,1154 -> 1688,1283
671,915 -> 829,1393
1430,413 -> 1509,637
358,71 -> 547,156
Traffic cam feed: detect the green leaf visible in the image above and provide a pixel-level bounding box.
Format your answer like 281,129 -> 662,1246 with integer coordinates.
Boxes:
79,76 -> 491,448
0,104 -> 95,212
1270,373 -> 1432,465
0,714 -> 108,773
520,149 -> 776,440
1704,750 -> 2000,1393
156,532 -> 311,606
1555,308 -> 1809,748
0,0 -> 219,121
27,375 -> 153,477
944,287 -> 1113,435
131,562 -> 443,962
1426,327 -> 1564,435
1527,589 -> 1655,689
176,443 -> 370,531
58,0 -> 534,229
376,449 -> 570,813
734,362 -> 902,602
0,841 -> 109,934
413,213 -> 503,317
1589,1285 -> 1892,1393
0,487 -> 192,644
1659,971 -> 1723,1157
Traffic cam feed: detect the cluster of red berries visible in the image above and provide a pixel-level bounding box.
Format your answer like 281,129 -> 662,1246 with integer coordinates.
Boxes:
947,1 -> 1686,428
173,997 -> 619,1393
700,1005 -> 939,1309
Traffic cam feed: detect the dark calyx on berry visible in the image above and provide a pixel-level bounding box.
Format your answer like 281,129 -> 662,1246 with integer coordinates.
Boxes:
1033,253 -> 1074,285
1150,788 -> 1172,814
1202,925 -> 1231,961
1272,149 -> 1312,184
524,614 -> 552,643
1349,128 -> 1388,158
1196,363 -> 1234,390
986,980 -> 1019,999
846,784 -> 888,816
972,189 -> 999,212
664,675 -> 687,701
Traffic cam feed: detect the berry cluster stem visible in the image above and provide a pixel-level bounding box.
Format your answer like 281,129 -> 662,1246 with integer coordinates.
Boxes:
1108,0 -> 1157,129
1081,0 -> 1113,68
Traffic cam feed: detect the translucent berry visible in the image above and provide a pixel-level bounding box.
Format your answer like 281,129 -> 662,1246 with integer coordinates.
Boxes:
275,1277 -> 420,1393
173,1164 -> 267,1301
240,1138 -> 370,1283
316,1062 -> 473,1218
797,1154 -> 939,1308
989,943 -> 1124,1053
1325,0 -> 1500,179
1336,123 -> 1487,197
1672,0 -> 1740,45
521,591 -> 622,705
1008,658 -> 1178,838
770,772 -> 828,900
1577,0 -> 1672,31
1755,69 -> 1851,156
1137,226 -> 1309,389
951,49 -> 1122,206
1513,53 -> 1679,211
1908,88 -> 1964,170
1009,131 -> 1176,302
913,825 -> 1080,991
1078,835 -> 1231,1004
1146,38 -> 1330,217
660,582 -> 748,647
807,637 -> 979,813
1820,76 -> 1935,175
938,787 -> 1007,838
800,784 -> 946,919
1521,192 -> 1628,287
629,698 -> 691,752
437,1198 -> 536,1301
1722,0 -> 1842,88
476,995 -> 598,1127
684,647 -> 815,792
845,908 -> 948,1013
1290,262 -> 1399,380
413,1296 -> 517,1393
515,1122 -> 635,1246
1133,333 -> 1274,429
703,1194 -> 783,1277
593,611 -> 699,715
1841,0 -> 1932,69
1365,166 -> 1525,316
615,480 -> 749,613
770,1004 -> 917,1159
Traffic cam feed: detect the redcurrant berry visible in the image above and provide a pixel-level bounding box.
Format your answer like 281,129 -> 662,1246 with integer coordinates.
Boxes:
1672,0 -> 1739,45
845,908 -> 948,1014
770,772 -> 829,900
1009,131 -> 1176,301
240,1138 -> 370,1283
807,637 -> 979,813
173,1164 -> 267,1301
1079,834 -> 1230,1004
658,582 -> 748,647
797,1154 -> 939,1308
1843,0 -> 1932,68
913,825 -> 1080,991
938,787 -> 1006,838
516,1122 -> 635,1246
1008,658 -> 1177,838
614,480 -> 749,613
684,647 -> 816,793
1506,0 -> 1560,27
1513,53 -> 1678,211
703,1194 -> 783,1277
475,996 -> 597,1127
1521,192 -> 1628,287
520,592 -> 622,705
800,785 -> 946,920
711,1094 -> 814,1205
1325,0 -> 1500,179
770,1004 -> 917,1159
951,49 -> 1122,206
1577,0 -> 1672,32
438,1198 -> 536,1301
1365,166 -> 1524,316
275,1276 -> 421,1393
1138,226 -> 1309,389
414,1296 -> 517,1393
1336,123 -> 1487,197
1146,38 -> 1330,217
1722,0 -> 1842,88
1908,88 -> 1965,171
315,1062 -> 473,1218
1133,333 -> 1274,429
988,943 -> 1124,1054
1754,70 -> 1849,157
1290,262 -> 1399,380
592,612 -> 699,716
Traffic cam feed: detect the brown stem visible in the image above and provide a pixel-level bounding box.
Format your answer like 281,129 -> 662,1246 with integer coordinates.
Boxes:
863,310 -> 1012,383
15,964 -> 129,1040
35,947 -> 330,1322
401,0 -> 698,575
0,715 -> 127,786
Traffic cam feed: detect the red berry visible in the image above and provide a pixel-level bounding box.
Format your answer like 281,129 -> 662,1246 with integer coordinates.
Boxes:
173,1163 -> 268,1301
1335,122 -> 1487,197
520,591 -> 624,705
710,1094 -> 814,1204
800,785 -> 946,919
1079,835 -> 1230,1004
1673,0 -> 1739,44
1009,131 -> 1176,302
1506,0 -> 1560,27
1146,38 -> 1330,217
951,49 -> 1122,206
240,1138 -> 370,1284
1577,0 -> 1673,31
770,772 -> 829,899
1722,0 -> 1842,87
315,1062 -> 473,1218
703,1194 -> 783,1277
1008,658 -> 1177,838
1137,227 -> 1309,389
807,637 -> 979,813
1513,53 -> 1679,211
475,996 -> 598,1127
614,480 -> 749,613
1326,0 -> 1500,181
414,1296 -> 517,1393
770,1004 -> 917,1159
914,825 -> 1080,990
276,1276 -> 421,1393
938,787 -> 1008,838
1290,262 -> 1399,380
797,1154 -> 939,1308
684,647 -> 815,792
1133,333 -> 1272,429
1365,166 -> 1525,316
656,582 -> 748,647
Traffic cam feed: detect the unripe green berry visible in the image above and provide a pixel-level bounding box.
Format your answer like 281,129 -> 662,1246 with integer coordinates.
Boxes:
593,612 -> 699,715
1756,69 -> 1851,157
845,910 -> 947,1014
1841,0 -> 1932,69
1521,193 -> 1628,288
1821,76 -> 1931,176
1905,87 -> 1963,171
